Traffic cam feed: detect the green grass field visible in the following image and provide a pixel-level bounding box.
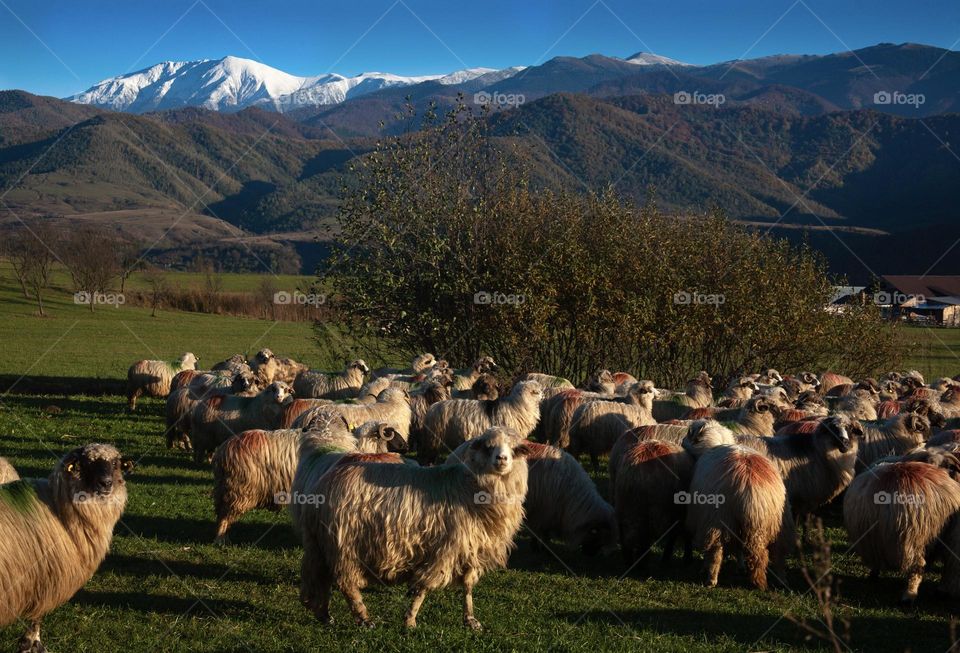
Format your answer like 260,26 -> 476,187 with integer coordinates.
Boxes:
2,270 -> 960,651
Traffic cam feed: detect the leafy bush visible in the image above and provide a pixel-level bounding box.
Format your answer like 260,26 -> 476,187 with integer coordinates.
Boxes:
321,100 -> 900,387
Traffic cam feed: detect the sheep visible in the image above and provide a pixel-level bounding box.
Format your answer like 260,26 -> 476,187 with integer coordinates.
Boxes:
719,376 -> 759,408
614,439 -> 694,567
0,457 -> 18,484
858,413 -> 932,470
835,388 -> 879,422
652,372 -> 713,422
165,371 -> 257,450
295,425 -> 530,629
419,380 -> 543,465
927,429 -> 960,448
536,385 -> 617,449
568,381 -> 656,471
684,438 -> 792,590
731,416 -> 860,518
0,444 -> 131,652
293,359 -> 370,399
453,373 -> 501,400
211,354 -> 251,375
931,377 -> 960,392
250,348 -> 309,385
612,372 -> 639,395
452,356 -> 498,391
211,417 -> 408,543
126,352 -> 198,410
408,380 -> 452,452
446,440 -> 615,555
819,372 -> 853,396
844,460 -> 960,604
756,368 -> 784,385
787,371 -> 821,395
607,421 -> 698,491
725,396 -> 778,437
371,353 -> 438,379
189,382 -> 294,464
290,387 -> 412,441
279,397 -> 335,428
516,372 -> 574,399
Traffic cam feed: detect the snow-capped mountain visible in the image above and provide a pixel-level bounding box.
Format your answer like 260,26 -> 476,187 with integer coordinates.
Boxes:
623,51 -> 691,66
68,56 -> 522,113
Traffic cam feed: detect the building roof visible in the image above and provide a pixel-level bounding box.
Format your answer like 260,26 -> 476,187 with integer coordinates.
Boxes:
882,275 -> 960,298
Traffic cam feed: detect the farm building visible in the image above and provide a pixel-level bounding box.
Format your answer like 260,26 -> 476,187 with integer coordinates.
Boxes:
878,275 -> 960,326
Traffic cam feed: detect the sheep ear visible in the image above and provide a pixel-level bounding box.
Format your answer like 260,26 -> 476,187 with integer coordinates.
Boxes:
512,443 -> 533,458
121,457 -> 135,475
62,451 -> 81,477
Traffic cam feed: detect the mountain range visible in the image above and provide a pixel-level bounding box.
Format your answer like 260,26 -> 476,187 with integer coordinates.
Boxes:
0,42 -> 958,279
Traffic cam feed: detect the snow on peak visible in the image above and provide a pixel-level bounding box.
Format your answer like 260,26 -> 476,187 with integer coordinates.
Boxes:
623,52 -> 690,67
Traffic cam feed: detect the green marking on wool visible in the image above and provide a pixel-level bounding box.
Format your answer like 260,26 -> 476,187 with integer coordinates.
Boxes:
720,421 -> 740,431
0,480 -> 40,515
549,377 -> 569,388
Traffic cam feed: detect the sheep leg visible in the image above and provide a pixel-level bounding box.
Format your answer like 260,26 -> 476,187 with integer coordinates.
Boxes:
462,569 -> 482,631
745,545 -> 770,591
901,559 -> 925,606
300,536 -> 334,624
17,621 -> 44,653
127,390 -> 139,411
703,529 -> 723,587
403,588 -> 427,629
340,584 -> 373,627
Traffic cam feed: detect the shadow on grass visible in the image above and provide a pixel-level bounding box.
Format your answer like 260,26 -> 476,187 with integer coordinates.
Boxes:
120,514 -> 299,549
100,554 -> 272,583
73,589 -> 254,615
556,607 -> 948,651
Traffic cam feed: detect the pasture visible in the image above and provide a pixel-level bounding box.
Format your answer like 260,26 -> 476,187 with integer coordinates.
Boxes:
0,271 -> 959,652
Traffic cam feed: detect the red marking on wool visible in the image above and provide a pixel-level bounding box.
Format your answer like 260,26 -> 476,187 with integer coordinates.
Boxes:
775,418 -> 823,436
229,430 -> 268,455
876,461 -> 946,495
612,372 -> 632,384
776,409 -> 807,424
626,440 -> 679,464
662,419 -> 687,426
521,442 -> 553,459
207,395 -> 226,410
336,452 -> 404,466
911,388 -> 937,400
727,449 -> 780,487
877,400 -> 901,419
686,408 -> 716,420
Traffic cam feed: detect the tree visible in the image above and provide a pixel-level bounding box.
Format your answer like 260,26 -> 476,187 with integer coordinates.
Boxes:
141,266 -> 168,317
117,239 -> 144,294
322,99 -> 900,386
5,224 -> 58,316
63,226 -> 121,312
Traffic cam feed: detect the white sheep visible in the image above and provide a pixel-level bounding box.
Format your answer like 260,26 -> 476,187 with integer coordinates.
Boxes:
0,444 -> 131,652
452,356 -> 498,391
293,359 -> 370,399
419,380 -> 543,464
188,381 -> 294,463
295,425 -> 530,629
447,439 -> 616,555
126,352 -> 198,410
568,381 -> 656,471
211,417 -> 408,543
289,387 -> 412,441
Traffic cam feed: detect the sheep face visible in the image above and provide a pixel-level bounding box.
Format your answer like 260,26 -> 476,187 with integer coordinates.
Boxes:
509,380 -> 544,403
904,413 -> 932,441
252,349 -> 275,366
347,359 -> 371,376
746,396 -> 774,416
268,382 -> 294,405
906,398 -> 946,429
760,368 -> 783,384
231,371 -> 256,393
60,443 -> 132,506
799,372 -> 820,388
377,424 -> 408,453
474,356 -> 498,374
818,416 -> 860,454
413,353 -> 437,371
465,427 -> 530,476
180,352 -> 199,369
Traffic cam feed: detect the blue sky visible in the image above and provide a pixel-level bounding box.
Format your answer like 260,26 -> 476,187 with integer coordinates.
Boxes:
1,0 -> 958,97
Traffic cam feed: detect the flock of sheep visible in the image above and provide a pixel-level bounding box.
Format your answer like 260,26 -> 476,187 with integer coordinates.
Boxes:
3,350 -> 960,649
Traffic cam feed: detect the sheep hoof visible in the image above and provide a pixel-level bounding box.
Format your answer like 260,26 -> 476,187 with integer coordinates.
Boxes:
17,639 -> 45,653
403,619 -> 417,629
356,618 -> 375,629
899,595 -> 917,612
464,617 -> 483,631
